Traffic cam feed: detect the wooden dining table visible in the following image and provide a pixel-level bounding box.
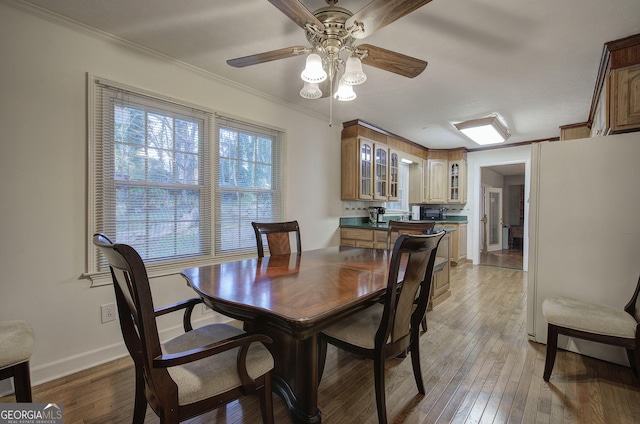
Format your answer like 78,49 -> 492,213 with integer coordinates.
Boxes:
181,246 -> 394,424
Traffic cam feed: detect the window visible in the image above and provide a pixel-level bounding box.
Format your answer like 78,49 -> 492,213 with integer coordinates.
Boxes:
89,78 -> 212,280
214,116 -> 284,256
88,78 -> 285,284
385,163 -> 409,212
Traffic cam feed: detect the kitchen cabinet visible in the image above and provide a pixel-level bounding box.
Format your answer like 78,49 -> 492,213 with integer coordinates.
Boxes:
449,223 -> 467,265
609,63 -> 640,132
425,159 -> 448,204
447,159 -> 467,204
340,228 -> 375,248
341,136 -> 398,201
373,143 -> 388,200
388,149 -> 399,201
429,232 -> 451,310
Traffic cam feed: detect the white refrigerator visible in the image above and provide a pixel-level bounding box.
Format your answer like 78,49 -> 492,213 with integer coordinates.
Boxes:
528,132 -> 640,365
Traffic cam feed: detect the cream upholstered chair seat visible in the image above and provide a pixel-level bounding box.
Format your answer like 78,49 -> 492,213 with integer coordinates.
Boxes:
542,296 -> 636,339
0,320 -> 34,402
322,303 -> 385,350
541,275 -> 640,382
163,323 -> 273,405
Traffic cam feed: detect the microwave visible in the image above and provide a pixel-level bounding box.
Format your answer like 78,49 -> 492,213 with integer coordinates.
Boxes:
421,207 -> 447,220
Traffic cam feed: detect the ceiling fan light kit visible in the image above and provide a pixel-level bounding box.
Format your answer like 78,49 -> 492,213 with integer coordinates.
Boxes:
300,81 -> 323,99
301,53 -> 328,83
334,78 -> 357,101
227,0 -> 433,124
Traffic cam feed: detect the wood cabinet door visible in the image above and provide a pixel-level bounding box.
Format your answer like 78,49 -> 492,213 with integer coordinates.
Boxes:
610,63 -> 640,131
388,150 -> 399,201
449,159 -> 467,204
426,159 -> 448,203
374,144 -> 389,200
358,138 -> 374,200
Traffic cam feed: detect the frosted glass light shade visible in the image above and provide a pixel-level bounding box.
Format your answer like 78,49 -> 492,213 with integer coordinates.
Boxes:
301,54 -> 327,83
342,57 -> 367,85
334,78 -> 356,101
300,82 -> 322,99
454,116 -> 510,145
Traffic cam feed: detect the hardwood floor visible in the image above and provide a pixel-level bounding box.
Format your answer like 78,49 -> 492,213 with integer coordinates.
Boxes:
479,249 -> 523,270
3,263 -> 639,423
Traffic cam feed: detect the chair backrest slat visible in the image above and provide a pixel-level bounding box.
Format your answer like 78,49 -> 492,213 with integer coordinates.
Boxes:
386,221 -> 436,250
252,221 -> 301,258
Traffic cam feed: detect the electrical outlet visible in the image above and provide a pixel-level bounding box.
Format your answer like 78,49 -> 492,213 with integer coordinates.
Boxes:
101,303 -> 117,323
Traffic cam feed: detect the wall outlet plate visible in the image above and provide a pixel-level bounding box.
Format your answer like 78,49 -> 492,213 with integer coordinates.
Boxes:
101,303 -> 117,323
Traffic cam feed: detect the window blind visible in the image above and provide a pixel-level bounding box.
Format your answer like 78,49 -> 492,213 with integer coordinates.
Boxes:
214,114 -> 285,257
91,78 -> 212,272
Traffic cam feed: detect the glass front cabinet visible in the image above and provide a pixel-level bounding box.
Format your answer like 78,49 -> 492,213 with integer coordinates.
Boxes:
447,159 -> 467,204
341,136 -> 398,201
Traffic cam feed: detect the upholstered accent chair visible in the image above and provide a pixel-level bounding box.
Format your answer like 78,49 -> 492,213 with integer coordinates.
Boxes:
542,274 -> 640,381
0,320 -> 34,402
251,221 -> 301,257
319,231 -> 445,424
93,233 -> 275,424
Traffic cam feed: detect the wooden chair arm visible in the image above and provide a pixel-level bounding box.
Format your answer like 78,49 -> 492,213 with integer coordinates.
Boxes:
152,333 -> 273,368
154,297 -> 203,332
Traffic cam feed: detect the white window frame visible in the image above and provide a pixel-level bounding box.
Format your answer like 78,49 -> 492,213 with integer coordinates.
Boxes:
86,76 -> 285,286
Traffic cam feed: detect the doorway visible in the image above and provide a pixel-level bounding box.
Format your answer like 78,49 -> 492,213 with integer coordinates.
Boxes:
478,164 -> 525,270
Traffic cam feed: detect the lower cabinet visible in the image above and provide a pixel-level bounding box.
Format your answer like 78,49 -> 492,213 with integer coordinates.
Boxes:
429,232 -> 450,310
449,223 -> 467,265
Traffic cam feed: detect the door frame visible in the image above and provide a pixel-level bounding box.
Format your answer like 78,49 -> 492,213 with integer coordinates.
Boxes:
470,157 -> 530,272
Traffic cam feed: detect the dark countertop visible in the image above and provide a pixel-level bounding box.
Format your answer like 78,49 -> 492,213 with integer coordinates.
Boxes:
339,216 -> 467,231
339,220 -> 464,232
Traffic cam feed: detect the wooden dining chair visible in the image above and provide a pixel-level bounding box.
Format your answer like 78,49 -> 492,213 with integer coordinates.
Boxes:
542,274 -> 640,381
93,233 -> 275,424
386,220 -> 437,332
318,231 -> 445,424
251,221 -> 301,257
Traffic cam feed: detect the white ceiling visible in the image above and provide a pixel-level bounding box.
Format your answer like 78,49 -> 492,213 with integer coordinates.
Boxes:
19,0 -> 640,149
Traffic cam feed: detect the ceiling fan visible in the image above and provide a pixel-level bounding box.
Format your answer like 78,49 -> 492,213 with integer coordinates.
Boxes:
227,0 -> 432,101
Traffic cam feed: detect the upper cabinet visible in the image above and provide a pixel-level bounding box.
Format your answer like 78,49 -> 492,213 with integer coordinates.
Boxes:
609,63 -> 640,132
425,158 -> 448,204
448,159 -> 467,204
562,33 -> 640,140
341,121 -> 466,204
388,149 -> 399,201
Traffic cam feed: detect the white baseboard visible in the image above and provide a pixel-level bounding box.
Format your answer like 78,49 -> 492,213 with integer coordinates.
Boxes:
27,313 -> 226,389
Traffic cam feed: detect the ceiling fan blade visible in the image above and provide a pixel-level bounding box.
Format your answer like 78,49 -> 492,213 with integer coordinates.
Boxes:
227,46 -> 308,68
347,0 -> 433,39
268,0 -> 325,31
359,44 -> 427,78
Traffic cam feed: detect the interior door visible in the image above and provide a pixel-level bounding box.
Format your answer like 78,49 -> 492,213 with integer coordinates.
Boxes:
484,187 -> 503,252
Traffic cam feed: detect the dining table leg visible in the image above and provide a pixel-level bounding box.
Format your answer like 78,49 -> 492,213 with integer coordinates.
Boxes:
259,325 -> 322,424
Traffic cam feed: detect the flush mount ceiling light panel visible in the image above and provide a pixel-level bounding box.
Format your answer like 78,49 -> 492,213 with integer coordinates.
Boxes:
226,0 -> 433,126
454,115 -> 511,145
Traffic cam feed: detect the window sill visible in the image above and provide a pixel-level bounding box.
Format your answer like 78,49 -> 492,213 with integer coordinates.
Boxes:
84,252 -> 256,287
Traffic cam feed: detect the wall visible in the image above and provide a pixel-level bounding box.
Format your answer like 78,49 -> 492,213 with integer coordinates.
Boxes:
0,1 -> 342,388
